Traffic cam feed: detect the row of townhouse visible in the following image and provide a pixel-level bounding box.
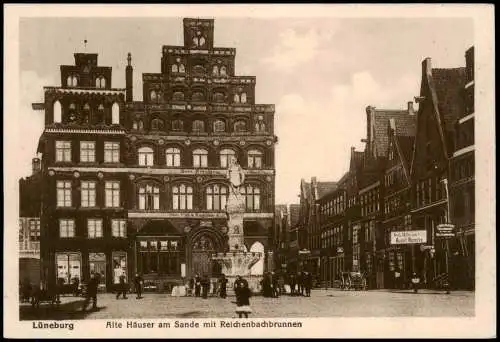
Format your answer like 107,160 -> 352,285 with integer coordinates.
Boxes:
280,46 -> 474,290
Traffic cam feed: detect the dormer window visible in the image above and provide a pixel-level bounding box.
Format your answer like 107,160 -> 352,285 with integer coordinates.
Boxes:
67,75 -> 78,87
95,76 -> 106,88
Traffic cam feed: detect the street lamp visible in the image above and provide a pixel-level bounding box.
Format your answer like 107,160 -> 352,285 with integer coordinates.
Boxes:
440,178 -> 453,294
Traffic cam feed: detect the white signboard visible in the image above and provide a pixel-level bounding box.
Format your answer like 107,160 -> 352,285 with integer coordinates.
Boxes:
391,230 -> 427,245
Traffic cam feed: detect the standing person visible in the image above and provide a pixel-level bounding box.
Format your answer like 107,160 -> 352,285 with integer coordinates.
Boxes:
116,273 -> 128,299
82,272 -> 99,311
261,272 -> 271,298
289,274 -> 296,296
297,272 -> 304,296
201,274 -> 210,299
271,272 -> 279,298
235,280 -> 252,318
394,269 -> 401,290
304,272 -> 312,297
194,274 -> 201,297
233,275 -> 248,297
188,277 -> 195,297
134,273 -> 144,299
278,273 -> 285,296
219,274 -> 228,299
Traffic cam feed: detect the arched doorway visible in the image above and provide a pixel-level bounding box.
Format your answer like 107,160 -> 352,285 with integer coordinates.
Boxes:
191,232 -> 221,277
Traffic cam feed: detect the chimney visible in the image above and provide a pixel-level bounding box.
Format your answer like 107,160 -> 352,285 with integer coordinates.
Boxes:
32,158 -> 41,175
126,53 -> 133,103
407,101 -> 414,115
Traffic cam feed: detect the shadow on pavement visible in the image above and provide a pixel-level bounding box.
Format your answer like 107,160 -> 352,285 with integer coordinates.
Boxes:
20,299 -> 107,321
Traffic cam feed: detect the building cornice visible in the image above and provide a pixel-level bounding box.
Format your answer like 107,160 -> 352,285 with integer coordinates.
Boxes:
44,87 -> 126,96
49,166 -> 275,177
44,128 -> 126,135
127,211 -> 273,219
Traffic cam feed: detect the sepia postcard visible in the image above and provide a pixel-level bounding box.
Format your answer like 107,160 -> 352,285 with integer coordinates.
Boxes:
3,4 -> 496,339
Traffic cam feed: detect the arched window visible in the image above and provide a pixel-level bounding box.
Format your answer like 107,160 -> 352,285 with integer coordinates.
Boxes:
249,242 -> 264,275
241,185 -> 261,211
213,92 -> 225,103
172,91 -> 185,101
179,64 -> 185,73
67,75 -> 78,87
150,90 -> 157,102
192,120 -> 205,133
133,119 -> 144,130
171,119 -> 184,132
193,148 -> 208,168
247,149 -> 263,169
95,76 -> 106,88
151,118 -> 164,131
213,119 -> 226,133
171,64 -> 178,73
138,146 -> 154,166
138,184 -> 160,210
172,184 -> 193,210
220,149 -> 236,168
240,92 -> 247,104
53,100 -> 62,123
255,115 -> 266,133
166,147 -> 181,167
233,94 -> 240,103
111,102 -> 120,124
206,184 -> 228,210
82,103 -> 90,124
220,66 -> 227,76
191,91 -> 205,102
212,65 -> 219,76
233,120 -> 247,133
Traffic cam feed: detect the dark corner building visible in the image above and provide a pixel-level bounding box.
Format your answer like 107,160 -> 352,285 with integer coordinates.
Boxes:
31,18 -> 277,293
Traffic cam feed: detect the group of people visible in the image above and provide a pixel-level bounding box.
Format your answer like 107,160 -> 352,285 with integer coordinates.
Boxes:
261,271 -> 313,297
188,274 -> 220,299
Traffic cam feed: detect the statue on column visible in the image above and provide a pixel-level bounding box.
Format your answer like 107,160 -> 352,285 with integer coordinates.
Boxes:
226,156 -> 245,199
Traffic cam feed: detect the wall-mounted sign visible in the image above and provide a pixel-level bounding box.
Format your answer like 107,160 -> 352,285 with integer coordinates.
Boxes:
390,230 -> 427,245
436,224 -> 455,238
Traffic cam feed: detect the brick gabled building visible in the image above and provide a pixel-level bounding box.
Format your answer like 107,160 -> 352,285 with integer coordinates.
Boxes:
410,56 -> 467,287
31,18 -> 277,293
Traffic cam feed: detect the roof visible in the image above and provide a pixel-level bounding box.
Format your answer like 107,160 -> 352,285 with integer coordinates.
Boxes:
370,108 -> 416,157
395,135 -> 415,169
432,67 -> 466,131
316,181 -> 338,199
289,204 -> 301,227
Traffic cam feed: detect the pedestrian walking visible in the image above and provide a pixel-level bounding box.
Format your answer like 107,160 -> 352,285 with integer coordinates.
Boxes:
219,274 -> 228,299
297,272 -> 304,296
188,277 -> 195,296
134,273 -> 144,299
235,279 -> 252,318
289,274 -> 296,296
261,272 -> 273,298
194,274 -> 201,297
82,272 -> 100,311
394,269 -> 402,290
411,273 -> 420,293
116,273 -> 128,299
56,277 -> 65,304
271,272 -> 280,297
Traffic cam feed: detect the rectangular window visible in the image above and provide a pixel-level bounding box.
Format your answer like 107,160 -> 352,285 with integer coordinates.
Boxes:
112,219 -> 127,237
104,142 -> 120,163
55,141 -> 72,162
59,219 -> 75,238
57,181 -> 72,207
105,181 -> 120,208
56,252 -> 81,284
29,219 -> 41,242
80,141 -> 96,163
80,181 -> 96,207
87,219 -> 103,238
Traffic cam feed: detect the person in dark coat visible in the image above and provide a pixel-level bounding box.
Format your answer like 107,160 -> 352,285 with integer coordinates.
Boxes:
304,272 -> 312,297
134,273 -> 144,299
194,274 -> 201,297
234,275 -> 248,297
260,272 -> 272,298
219,274 -> 228,299
235,279 -> 252,318
297,272 -> 304,296
115,273 -> 128,299
289,274 -> 296,296
188,277 -> 195,296
201,274 -> 210,299
271,272 -> 280,298
83,272 -> 99,311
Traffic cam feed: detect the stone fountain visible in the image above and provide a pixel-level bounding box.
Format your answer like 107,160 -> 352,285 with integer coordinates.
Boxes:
212,157 -> 263,294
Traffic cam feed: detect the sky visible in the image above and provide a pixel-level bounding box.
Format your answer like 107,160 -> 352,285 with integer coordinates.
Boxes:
18,17 -> 473,204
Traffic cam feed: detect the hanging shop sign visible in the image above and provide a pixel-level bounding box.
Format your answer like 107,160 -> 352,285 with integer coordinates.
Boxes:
390,230 -> 427,245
